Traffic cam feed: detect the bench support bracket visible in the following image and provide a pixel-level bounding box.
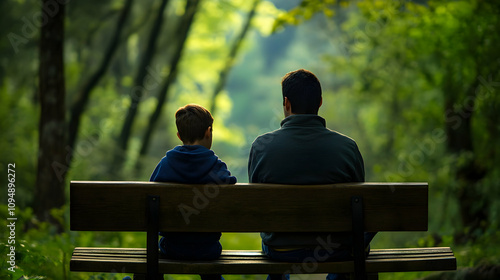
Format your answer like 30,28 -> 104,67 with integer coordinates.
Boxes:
147,195 -> 160,280
351,196 -> 366,280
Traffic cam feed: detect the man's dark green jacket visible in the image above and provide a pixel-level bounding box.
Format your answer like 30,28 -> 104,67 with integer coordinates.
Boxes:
248,114 -> 365,247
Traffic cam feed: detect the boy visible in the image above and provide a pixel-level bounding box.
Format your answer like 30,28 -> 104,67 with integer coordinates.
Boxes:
150,104 -> 236,280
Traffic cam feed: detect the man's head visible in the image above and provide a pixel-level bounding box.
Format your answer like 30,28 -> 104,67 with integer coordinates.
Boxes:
281,69 -> 322,116
175,104 -> 213,148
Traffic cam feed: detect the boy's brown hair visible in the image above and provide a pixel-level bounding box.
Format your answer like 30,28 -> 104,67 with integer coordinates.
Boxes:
175,104 -> 213,144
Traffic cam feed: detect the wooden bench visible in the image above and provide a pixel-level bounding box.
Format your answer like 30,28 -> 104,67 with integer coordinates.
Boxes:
69,181 -> 457,280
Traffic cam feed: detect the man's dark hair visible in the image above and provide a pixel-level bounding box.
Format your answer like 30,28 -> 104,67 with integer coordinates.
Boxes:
175,104 -> 213,143
281,69 -> 322,114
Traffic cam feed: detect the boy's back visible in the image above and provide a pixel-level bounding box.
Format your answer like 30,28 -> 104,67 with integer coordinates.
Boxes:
149,104 -> 236,280
151,145 -> 236,184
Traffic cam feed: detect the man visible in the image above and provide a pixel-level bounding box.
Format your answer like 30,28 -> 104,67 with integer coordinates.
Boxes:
248,69 -> 373,280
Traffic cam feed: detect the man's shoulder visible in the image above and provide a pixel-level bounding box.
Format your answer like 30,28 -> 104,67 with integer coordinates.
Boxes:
251,129 -> 281,146
323,128 -> 357,144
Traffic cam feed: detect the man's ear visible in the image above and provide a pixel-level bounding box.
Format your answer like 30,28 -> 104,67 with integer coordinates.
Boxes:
176,132 -> 182,142
319,97 -> 323,108
284,97 -> 292,113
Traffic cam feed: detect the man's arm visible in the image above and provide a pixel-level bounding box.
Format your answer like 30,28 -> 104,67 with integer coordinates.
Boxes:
353,143 -> 365,182
248,141 -> 261,183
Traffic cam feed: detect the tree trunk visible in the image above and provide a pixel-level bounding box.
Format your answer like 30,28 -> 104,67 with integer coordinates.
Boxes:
67,0 -> 133,166
210,0 -> 260,114
35,0 -> 66,230
112,0 -> 170,175
444,74 -> 488,242
135,0 -> 201,173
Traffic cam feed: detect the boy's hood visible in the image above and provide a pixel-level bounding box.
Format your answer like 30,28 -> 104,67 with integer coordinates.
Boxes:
164,145 -> 218,182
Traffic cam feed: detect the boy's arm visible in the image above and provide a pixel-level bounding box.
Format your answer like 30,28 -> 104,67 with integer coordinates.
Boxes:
211,159 -> 237,184
149,163 -> 161,181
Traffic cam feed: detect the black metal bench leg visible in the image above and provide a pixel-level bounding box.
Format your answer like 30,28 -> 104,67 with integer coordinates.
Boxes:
147,195 -> 160,280
351,196 -> 367,280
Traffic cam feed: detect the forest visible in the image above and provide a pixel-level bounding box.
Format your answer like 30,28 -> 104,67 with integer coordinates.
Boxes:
1,0 -> 499,279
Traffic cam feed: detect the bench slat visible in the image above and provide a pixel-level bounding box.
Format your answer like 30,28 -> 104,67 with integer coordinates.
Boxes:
70,248 -> 456,275
70,182 -> 428,232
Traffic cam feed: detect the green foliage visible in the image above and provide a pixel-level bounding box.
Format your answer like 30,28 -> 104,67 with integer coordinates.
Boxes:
304,0 -> 500,235
1,205 -> 71,279
271,0 -> 500,277
3,0 -> 500,279
0,81 -> 38,208
0,204 -> 150,279
2,0 -> 281,278
272,0 -> 339,32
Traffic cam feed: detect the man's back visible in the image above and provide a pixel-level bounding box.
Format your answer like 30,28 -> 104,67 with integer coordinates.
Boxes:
249,115 -> 364,185
248,114 -> 365,248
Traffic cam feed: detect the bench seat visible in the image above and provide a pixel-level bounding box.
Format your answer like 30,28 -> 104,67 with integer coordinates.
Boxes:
70,247 -> 456,275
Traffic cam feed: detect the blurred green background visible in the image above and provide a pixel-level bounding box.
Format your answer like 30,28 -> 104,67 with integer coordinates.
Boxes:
1,0 -> 499,279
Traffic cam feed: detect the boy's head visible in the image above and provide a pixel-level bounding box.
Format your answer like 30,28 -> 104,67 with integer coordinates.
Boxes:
281,69 -> 322,116
175,104 -> 213,148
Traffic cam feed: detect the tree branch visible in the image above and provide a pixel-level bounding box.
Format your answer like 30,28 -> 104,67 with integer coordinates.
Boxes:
112,0 -> 171,174
67,0 -> 134,164
135,0 -> 201,173
210,0 -> 260,114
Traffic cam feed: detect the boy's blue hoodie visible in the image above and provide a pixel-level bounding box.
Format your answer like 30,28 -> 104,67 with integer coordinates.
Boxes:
150,145 -> 237,184
150,145 -> 236,247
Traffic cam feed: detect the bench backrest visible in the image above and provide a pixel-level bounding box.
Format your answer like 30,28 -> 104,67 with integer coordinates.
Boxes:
70,181 -> 428,233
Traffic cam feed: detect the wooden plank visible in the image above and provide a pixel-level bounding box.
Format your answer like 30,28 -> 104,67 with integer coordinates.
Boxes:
70,247 -> 456,274
366,256 -> 457,273
70,182 -> 428,232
